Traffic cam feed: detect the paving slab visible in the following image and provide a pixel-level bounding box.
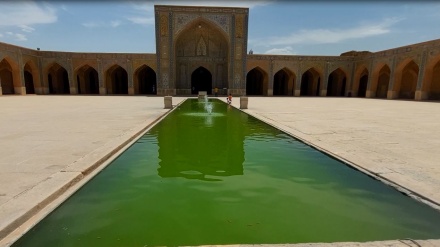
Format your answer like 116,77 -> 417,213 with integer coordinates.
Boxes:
1,95 -> 440,247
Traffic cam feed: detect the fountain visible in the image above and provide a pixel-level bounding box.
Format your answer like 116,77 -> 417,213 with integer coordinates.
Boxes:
203,95 -> 213,114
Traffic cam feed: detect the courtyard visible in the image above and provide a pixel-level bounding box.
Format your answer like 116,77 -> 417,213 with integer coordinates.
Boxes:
0,95 -> 439,246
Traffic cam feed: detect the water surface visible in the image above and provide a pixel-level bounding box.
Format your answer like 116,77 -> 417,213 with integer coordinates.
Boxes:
13,99 -> 440,246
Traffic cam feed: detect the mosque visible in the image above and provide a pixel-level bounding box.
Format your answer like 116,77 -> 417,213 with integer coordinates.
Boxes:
0,5 -> 440,100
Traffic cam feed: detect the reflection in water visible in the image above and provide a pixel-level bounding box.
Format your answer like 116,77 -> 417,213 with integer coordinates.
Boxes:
153,99 -> 245,181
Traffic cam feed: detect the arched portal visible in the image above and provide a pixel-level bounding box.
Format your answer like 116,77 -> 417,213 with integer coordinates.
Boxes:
300,68 -> 320,96
191,67 -> 212,94
24,63 -> 35,94
376,66 -> 390,98
106,65 -> 128,94
246,67 -> 267,95
135,65 -> 156,95
399,61 -> 418,99
357,69 -> 369,98
327,68 -> 347,97
421,58 -> 440,100
175,19 -> 228,94
0,59 -> 14,94
76,65 -> 99,94
429,61 -> 440,100
273,68 -> 294,96
47,63 -> 70,94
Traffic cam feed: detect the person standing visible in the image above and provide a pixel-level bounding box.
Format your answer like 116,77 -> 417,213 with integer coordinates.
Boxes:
227,94 -> 232,104
214,87 -> 218,96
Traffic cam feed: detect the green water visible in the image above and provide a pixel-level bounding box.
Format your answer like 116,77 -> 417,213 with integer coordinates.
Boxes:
13,99 -> 440,246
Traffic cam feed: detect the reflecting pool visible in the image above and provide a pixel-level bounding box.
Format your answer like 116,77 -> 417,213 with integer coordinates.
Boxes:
13,99 -> 440,246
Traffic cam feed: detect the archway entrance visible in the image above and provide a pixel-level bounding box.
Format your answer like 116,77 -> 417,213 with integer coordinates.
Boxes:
0,59 -> 14,94
24,63 -> 35,94
327,68 -> 346,97
106,65 -> 128,94
191,67 -> 212,95
246,67 -> 266,95
135,65 -> 156,95
76,65 -> 99,94
300,68 -> 320,96
175,19 -> 228,95
399,61 -> 418,99
376,66 -> 390,98
47,63 -> 70,94
273,69 -> 289,95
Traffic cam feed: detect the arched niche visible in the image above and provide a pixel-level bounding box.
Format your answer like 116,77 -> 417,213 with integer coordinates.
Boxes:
75,65 -> 99,94
273,68 -> 295,96
300,68 -> 321,96
106,65 -> 128,94
134,65 -> 157,95
327,68 -> 347,97
191,66 -> 212,94
174,18 -> 229,94
246,67 -> 268,95
46,63 -> 70,94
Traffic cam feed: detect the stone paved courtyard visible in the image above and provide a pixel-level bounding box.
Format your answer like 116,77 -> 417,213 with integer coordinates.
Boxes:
0,95 -> 439,247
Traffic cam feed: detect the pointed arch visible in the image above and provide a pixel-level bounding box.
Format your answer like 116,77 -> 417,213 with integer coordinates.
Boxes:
273,67 -> 295,96
300,67 -> 321,96
106,65 -> 128,94
24,63 -> 35,94
369,63 -> 390,98
393,59 -> 418,99
134,65 -> 157,95
75,64 -> 99,94
0,58 -> 15,94
327,68 -> 347,97
191,66 -> 212,94
23,60 -> 41,94
422,54 -> 440,100
0,57 -> 21,95
45,63 -> 70,94
246,66 -> 268,95
375,65 -> 391,98
352,65 -> 369,97
174,17 -> 229,95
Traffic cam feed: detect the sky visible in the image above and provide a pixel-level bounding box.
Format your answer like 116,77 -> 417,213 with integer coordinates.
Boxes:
1,0 -> 440,56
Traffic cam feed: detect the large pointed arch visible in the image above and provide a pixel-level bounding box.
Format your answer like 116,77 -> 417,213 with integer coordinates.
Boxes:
0,57 -> 21,95
421,54 -> 440,100
273,67 -> 295,96
327,68 -> 347,97
191,66 -> 212,94
174,17 -> 229,95
134,65 -> 157,95
45,63 -> 70,94
369,63 -> 390,98
300,67 -> 321,96
352,65 -> 369,97
23,60 -> 40,94
393,59 -> 418,99
376,65 -> 391,98
75,64 -> 99,94
0,58 -> 15,94
106,65 -> 128,94
246,66 -> 268,95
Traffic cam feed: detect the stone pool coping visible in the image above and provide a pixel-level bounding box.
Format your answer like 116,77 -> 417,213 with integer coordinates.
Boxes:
1,96 -> 439,246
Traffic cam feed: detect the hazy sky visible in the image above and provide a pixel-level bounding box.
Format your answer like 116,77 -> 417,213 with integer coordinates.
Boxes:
1,0 -> 440,55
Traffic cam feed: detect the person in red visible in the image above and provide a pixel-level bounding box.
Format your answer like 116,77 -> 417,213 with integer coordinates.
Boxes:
227,94 -> 232,104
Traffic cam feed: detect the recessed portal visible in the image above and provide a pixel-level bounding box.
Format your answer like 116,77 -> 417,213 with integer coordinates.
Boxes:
191,67 -> 212,95
246,67 -> 265,95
